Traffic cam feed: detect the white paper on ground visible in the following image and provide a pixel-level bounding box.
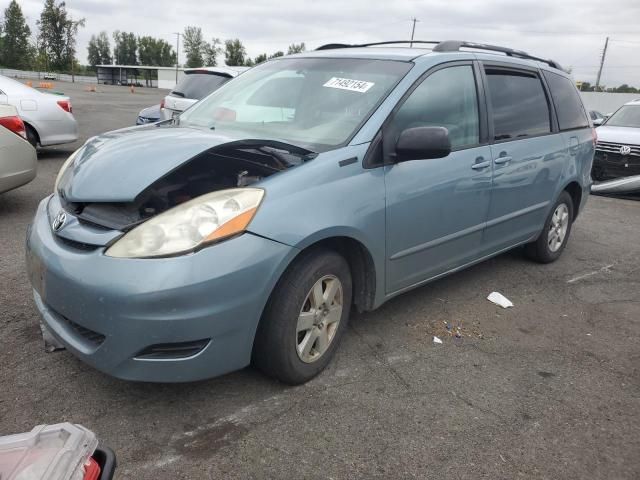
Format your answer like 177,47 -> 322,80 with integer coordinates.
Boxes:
433,336 -> 443,344
487,291 -> 514,308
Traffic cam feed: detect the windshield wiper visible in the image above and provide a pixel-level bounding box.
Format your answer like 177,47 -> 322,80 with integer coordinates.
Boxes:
223,139 -> 317,167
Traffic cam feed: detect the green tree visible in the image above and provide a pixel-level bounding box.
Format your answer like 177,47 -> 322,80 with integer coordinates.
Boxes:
287,42 -> 305,55
253,53 -> 267,65
112,31 -> 137,65
183,26 -> 205,67
268,50 -> 284,59
37,0 -> 85,71
1,1 -> 33,69
203,37 -> 222,67
138,36 -> 175,66
224,38 -> 246,66
87,31 -> 111,67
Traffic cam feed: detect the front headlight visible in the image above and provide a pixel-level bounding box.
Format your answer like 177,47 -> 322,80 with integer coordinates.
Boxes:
105,188 -> 264,258
54,149 -> 79,192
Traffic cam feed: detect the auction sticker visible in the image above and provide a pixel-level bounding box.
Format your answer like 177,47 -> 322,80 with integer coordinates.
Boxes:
323,77 -> 375,93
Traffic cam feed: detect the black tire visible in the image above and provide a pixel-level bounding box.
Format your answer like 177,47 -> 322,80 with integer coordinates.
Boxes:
524,191 -> 574,263
25,124 -> 38,148
252,248 -> 352,385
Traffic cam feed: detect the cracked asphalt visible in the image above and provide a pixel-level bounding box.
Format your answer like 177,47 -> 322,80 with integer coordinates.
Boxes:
1,82 -> 639,479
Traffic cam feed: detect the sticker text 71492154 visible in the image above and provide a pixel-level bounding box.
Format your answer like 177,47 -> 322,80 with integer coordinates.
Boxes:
323,77 -> 375,93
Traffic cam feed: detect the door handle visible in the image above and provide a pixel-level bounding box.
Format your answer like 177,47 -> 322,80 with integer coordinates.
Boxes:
569,136 -> 579,155
494,155 -> 512,165
471,157 -> 491,170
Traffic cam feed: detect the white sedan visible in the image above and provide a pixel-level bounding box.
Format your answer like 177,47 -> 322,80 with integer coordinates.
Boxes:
0,104 -> 36,193
0,75 -> 78,148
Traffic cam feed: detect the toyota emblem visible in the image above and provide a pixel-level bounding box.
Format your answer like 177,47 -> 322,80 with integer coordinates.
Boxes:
52,211 -> 66,231
619,145 -> 631,155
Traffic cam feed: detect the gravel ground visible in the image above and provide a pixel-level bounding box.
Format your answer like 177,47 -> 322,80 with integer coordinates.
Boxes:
0,81 -> 639,480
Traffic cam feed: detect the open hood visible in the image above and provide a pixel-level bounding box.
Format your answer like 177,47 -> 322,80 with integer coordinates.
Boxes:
59,125 -> 245,202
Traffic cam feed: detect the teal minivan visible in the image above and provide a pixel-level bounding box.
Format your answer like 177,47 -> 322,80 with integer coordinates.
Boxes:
26,41 -> 595,384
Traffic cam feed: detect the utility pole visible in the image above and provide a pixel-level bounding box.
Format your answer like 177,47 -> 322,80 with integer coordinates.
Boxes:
173,32 -> 182,84
409,18 -> 419,47
595,37 -> 609,92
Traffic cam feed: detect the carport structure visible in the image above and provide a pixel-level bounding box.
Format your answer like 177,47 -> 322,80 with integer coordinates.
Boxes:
95,65 -> 186,89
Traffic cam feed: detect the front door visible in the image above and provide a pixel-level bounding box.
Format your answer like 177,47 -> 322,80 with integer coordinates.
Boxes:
383,63 -> 493,294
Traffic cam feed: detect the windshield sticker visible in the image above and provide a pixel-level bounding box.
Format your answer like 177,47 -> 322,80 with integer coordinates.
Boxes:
323,77 -> 375,93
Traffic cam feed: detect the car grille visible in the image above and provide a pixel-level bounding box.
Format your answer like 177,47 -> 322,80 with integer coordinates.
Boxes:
64,317 -> 106,346
593,149 -> 640,181
134,339 -> 210,360
595,141 -> 640,157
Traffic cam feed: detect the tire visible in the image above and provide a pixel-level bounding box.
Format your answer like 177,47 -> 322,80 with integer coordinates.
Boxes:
25,124 -> 38,148
252,248 -> 352,385
524,191 -> 574,263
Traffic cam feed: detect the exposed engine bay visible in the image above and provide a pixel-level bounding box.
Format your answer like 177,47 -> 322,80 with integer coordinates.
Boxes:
62,140 -> 316,231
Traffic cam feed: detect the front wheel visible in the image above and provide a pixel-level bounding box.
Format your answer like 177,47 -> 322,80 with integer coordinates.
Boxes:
524,191 -> 574,263
252,249 -> 352,385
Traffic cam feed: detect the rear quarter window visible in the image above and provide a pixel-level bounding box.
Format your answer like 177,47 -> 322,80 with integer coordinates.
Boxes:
542,71 -> 589,131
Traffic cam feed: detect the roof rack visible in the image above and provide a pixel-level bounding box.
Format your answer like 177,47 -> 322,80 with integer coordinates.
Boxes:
315,40 -> 563,70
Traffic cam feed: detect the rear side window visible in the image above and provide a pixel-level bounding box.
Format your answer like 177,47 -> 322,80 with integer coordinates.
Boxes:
485,69 -> 551,140
542,71 -> 589,130
172,73 -> 230,100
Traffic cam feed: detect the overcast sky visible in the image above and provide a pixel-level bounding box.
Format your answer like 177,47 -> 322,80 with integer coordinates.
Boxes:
15,0 -> 640,86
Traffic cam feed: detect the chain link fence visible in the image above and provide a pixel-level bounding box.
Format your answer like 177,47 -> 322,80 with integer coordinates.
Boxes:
0,68 -> 97,84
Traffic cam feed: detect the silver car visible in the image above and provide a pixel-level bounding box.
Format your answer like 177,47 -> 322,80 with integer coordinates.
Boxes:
0,75 -> 78,148
160,66 -> 248,120
0,104 -> 37,193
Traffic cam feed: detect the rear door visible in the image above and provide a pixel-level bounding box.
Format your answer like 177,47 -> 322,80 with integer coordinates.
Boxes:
383,62 -> 494,293
481,64 -> 567,254
541,70 -> 593,192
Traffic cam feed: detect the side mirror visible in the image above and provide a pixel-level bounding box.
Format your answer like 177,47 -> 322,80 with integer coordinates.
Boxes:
395,126 -> 451,162
593,118 -> 604,126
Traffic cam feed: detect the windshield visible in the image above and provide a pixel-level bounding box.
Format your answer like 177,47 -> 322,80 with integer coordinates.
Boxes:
172,73 -> 230,100
606,105 -> 640,128
178,58 -> 412,151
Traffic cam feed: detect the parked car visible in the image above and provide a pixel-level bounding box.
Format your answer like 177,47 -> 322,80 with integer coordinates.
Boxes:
0,423 -> 116,480
26,40 -> 594,385
0,104 -> 36,194
136,103 -> 162,125
160,66 -> 248,120
0,74 -> 78,147
590,110 -> 605,126
591,99 -> 640,194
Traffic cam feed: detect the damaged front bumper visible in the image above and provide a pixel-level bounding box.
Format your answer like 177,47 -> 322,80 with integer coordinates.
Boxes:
26,195 -> 297,382
591,174 -> 640,195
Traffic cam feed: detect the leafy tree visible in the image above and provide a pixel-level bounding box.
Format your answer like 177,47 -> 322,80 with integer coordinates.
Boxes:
253,53 -> 267,65
1,0 -> 32,69
112,31 -> 137,65
183,26 -> 205,67
268,50 -> 284,59
224,38 -> 246,66
287,42 -> 305,55
203,37 -> 222,67
87,31 -> 111,66
138,36 -> 175,66
37,0 -> 85,71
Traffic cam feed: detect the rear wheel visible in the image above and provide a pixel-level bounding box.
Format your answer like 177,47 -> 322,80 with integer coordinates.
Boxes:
25,124 -> 38,148
524,191 -> 574,263
252,249 -> 352,385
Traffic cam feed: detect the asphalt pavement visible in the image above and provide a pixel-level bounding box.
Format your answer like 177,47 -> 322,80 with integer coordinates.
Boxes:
0,81 -> 638,479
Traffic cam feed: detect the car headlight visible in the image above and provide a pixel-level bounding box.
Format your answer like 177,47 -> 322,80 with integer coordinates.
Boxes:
105,188 -> 264,258
54,149 -> 79,192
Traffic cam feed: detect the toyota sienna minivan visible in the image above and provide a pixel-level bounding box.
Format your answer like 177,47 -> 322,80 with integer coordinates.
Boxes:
26,41 -> 595,384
